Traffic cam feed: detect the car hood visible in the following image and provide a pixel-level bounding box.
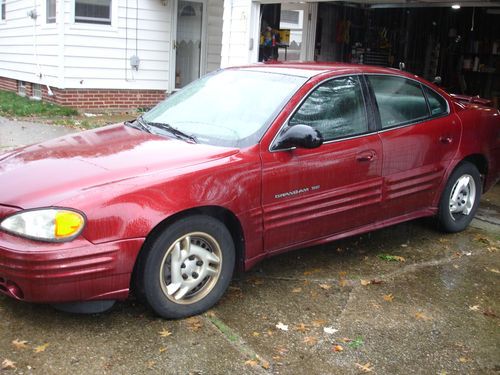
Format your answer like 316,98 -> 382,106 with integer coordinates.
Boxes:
0,123 -> 239,208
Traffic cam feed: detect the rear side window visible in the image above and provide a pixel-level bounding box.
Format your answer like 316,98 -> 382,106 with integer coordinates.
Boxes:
423,86 -> 448,117
368,76 -> 429,129
289,76 -> 368,141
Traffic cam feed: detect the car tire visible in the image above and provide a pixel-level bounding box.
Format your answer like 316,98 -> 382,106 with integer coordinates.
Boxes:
139,215 -> 235,319
437,162 -> 482,233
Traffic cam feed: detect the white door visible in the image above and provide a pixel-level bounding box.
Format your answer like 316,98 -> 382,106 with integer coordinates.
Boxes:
174,0 -> 207,89
279,3 -> 317,62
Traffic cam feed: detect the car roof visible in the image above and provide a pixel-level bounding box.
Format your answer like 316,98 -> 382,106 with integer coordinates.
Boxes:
232,62 -> 423,81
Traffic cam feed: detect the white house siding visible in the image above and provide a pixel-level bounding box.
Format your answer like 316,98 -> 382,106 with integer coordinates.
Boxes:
221,0 -> 253,67
62,0 -> 172,90
206,0 -> 223,73
0,0 -> 60,88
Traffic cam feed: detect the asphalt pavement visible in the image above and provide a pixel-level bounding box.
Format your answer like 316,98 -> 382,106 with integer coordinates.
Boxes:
0,117 -> 499,374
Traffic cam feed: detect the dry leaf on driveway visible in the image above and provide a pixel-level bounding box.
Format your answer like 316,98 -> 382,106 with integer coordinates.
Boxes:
355,362 -> 374,373
319,283 -> 332,290
332,345 -> 344,352
159,328 -> 172,337
33,343 -> 49,353
1,359 -> 16,370
415,312 -> 432,321
303,336 -> 317,346
383,293 -> 394,302
185,317 -> 203,331
11,339 -> 29,350
294,323 -> 309,333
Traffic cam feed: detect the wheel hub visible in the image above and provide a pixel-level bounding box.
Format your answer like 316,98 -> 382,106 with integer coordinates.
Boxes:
159,233 -> 222,304
449,174 -> 476,219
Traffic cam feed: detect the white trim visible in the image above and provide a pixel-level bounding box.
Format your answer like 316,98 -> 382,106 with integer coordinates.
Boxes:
249,1 -> 260,63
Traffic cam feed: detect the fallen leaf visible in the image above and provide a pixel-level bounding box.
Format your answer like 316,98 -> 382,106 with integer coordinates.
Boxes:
266,329 -> 274,336
377,254 -> 406,262
261,360 -> 271,369
458,357 -> 471,363
292,287 -> 302,293
323,326 -> 338,334
303,336 -> 317,346
276,322 -> 288,331
146,360 -> 156,369
332,344 -> 344,352
159,328 -> 172,337
252,278 -> 264,285
468,305 -> 480,311
486,246 -> 498,253
303,268 -> 321,276
341,337 -> 352,343
400,243 -> 408,248
1,359 -> 16,370
383,293 -> 394,302
486,268 -> 500,274
415,312 -> 432,321
33,343 -> 49,353
11,339 -> 28,350
159,347 -> 168,353
360,279 -> 383,286
483,308 -> 497,318
438,238 -> 450,243
185,317 -> 203,331
252,331 -> 260,337
474,235 -> 491,245
453,264 -> 460,269
294,323 -> 309,333
319,283 -> 332,290
311,319 -> 327,327
355,362 -> 374,373
245,359 -> 258,367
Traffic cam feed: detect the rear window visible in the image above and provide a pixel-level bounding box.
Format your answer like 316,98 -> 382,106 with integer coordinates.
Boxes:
368,75 -> 430,129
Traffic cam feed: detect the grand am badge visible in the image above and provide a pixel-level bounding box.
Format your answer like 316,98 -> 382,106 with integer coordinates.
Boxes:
274,185 -> 320,199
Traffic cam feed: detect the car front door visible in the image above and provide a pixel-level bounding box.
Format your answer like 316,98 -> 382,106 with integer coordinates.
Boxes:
260,75 -> 383,253
366,75 -> 461,219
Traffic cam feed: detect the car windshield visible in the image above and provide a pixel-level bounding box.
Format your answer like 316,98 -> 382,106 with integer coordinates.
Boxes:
141,69 -> 307,148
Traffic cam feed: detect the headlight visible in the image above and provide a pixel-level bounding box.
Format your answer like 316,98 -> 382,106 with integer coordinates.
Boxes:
0,208 -> 86,242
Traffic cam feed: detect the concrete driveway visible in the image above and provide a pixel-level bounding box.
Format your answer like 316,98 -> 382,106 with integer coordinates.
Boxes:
1,117 -> 499,374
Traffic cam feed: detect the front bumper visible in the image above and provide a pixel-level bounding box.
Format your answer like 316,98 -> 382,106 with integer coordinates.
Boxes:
0,231 -> 144,303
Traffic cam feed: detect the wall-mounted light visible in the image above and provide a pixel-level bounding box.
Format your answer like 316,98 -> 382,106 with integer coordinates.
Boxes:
451,4 -> 461,10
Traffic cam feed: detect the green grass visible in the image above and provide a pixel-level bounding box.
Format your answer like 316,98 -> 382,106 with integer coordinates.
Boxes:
0,90 -> 78,117
347,336 -> 364,349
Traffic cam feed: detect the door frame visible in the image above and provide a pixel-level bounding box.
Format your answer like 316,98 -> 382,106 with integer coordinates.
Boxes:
169,0 -> 209,92
251,1 -> 317,63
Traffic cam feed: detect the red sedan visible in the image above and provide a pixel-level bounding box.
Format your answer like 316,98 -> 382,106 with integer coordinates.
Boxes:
1,63 -> 499,318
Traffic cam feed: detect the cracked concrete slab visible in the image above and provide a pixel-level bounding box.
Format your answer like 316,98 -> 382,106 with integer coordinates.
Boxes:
1,117 -> 499,374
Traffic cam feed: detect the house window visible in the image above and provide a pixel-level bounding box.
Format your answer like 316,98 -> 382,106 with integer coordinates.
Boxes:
32,84 -> 42,100
1,0 -> 6,21
47,0 -> 56,23
18,81 -> 26,97
75,0 -> 112,25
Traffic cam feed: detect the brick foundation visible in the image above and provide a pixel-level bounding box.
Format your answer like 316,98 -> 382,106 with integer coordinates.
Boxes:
0,76 -> 166,110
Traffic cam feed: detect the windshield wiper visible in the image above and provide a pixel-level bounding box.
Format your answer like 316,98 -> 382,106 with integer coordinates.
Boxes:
125,116 -> 152,133
145,121 -> 197,143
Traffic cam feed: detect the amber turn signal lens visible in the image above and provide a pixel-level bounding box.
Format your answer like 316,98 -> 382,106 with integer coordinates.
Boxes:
55,211 -> 85,238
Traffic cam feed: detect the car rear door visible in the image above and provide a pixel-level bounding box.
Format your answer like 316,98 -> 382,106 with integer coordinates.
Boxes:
260,75 -> 383,253
366,75 -> 461,219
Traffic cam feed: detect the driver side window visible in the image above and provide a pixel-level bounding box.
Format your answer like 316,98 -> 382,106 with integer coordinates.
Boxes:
289,76 -> 368,141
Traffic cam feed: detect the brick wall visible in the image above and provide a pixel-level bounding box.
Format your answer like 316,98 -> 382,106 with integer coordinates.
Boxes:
0,76 -> 166,110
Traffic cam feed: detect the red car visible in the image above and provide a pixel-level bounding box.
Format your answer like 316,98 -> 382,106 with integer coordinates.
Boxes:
1,63 -> 499,318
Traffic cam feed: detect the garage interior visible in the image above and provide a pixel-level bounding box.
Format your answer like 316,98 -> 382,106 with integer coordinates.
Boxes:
259,0 -> 500,107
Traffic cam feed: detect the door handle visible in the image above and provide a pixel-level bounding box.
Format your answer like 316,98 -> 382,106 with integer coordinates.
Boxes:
356,150 -> 376,162
439,136 -> 453,144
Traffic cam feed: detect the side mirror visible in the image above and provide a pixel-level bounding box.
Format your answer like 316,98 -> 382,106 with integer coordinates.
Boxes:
433,76 -> 442,85
272,124 -> 323,151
